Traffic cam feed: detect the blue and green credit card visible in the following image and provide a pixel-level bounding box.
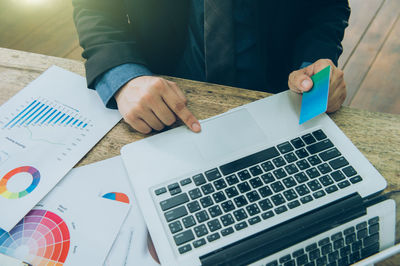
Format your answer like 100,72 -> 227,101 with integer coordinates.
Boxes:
299,65 -> 331,124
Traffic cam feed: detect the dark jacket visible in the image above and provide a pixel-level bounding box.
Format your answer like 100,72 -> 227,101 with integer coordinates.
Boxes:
72,0 -> 350,93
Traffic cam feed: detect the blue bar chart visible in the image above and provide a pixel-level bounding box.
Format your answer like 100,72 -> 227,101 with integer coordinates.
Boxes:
2,99 -> 89,130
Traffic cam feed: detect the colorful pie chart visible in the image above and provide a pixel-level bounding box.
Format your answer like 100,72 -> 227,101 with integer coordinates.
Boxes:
102,192 -> 130,204
0,166 -> 40,199
0,209 -> 70,265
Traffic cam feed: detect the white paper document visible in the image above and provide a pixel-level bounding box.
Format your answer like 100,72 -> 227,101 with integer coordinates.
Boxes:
0,66 -> 121,231
0,174 -> 129,265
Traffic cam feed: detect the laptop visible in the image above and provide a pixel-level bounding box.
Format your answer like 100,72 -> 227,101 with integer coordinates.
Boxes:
121,90 -> 392,265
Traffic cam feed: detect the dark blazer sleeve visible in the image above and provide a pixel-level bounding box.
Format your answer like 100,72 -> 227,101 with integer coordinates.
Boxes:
72,0 -> 148,88
292,0 -> 351,68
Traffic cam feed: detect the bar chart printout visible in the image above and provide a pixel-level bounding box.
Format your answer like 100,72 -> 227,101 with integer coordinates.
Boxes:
0,66 -> 121,232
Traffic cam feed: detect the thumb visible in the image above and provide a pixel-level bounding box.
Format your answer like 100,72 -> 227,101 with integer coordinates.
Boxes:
289,70 -> 314,93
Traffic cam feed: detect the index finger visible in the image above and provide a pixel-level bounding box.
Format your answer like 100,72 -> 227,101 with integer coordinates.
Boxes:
161,86 -> 201,133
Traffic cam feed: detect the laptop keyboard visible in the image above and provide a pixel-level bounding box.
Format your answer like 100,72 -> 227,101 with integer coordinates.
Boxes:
153,129 -> 364,255
266,216 -> 380,266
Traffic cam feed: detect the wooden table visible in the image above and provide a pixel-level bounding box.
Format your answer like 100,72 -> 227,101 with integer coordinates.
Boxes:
1,48 -> 399,263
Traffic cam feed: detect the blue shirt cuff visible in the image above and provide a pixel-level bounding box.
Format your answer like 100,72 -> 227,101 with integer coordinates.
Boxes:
94,63 -> 153,109
300,61 -> 312,69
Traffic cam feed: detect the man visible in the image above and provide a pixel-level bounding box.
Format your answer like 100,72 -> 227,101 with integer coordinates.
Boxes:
72,0 -> 350,134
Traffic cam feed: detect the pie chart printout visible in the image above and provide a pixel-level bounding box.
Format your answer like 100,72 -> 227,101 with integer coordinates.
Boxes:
0,166 -> 40,199
102,192 -> 130,204
0,209 -> 70,265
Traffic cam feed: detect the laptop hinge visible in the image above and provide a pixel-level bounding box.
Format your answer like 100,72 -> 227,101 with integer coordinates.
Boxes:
200,193 -> 365,266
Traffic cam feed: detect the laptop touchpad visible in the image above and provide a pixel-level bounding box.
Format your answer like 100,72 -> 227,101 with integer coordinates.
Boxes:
192,108 -> 267,162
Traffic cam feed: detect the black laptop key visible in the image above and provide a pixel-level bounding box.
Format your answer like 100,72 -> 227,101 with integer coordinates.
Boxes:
331,232 -> 343,241
349,251 -> 360,263
221,226 -> 234,236
187,201 -> 201,213
212,191 -> 226,203
271,194 -> 286,206
233,209 -> 248,221
296,184 -> 310,196
259,198 -> 273,211
283,177 -> 297,188
165,206 -> 188,222
213,179 -> 227,190
293,248 -> 305,257
294,172 -> 308,183
313,190 -> 326,199
273,168 -> 287,179
169,221 -> 183,233
266,261 -> 278,266
283,260 -> 295,266
182,216 -> 196,228
369,224 -> 379,235
288,200 -> 300,209
205,168 -> 222,181
333,239 -> 344,250
178,244 -> 192,254
345,233 -> 356,245
194,224 -> 208,237
249,177 -> 263,188
355,221 -> 367,230
235,221 -> 248,231
188,188 -> 202,200
155,187 -> 167,195
307,180 -> 322,191
302,133 -> 317,144
180,178 -> 192,186
279,254 -> 292,263
318,163 -> 332,174
291,137 -> 306,148
328,250 -> 339,263
249,165 -> 263,176
221,200 -> 235,213
296,159 -> 311,170
193,238 -> 206,248
238,170 -> 251,181
300,195 -> 313,204
357,229 -> 368,240
284,152 -> 298,163
207,232 -> 220,242
309,249 -> 321,260
208,205 -> 223,217
225,187 -> 239,198
246,191 -> 261,202
170,187 -> 182,196
201,183 -> 215,195
174,229 -> 195,246
338,180 -> 350,189
306,167 -> 320,179
160,193 -> 189,211
363,233 -> 379,247
350,175 -> 363,184
262,210 -> 275,220
308,155 -> 322,166
320,148 -> 341,161
325,184 -> 338,194
307,139 -> 333,154
200,196 -> 213,208
207,219 -> 222,232
285,164 -> 299,175
248,216 -> 261,225
312,129 -> 327,140
275,205 -> 288,214
283,189 -> 298,201
361,242 -> 379,258
168,182 -> 180,191
277,141 -> 294,154
258,186 -> 273,198
342,166 -> 357,177
321,243 -> 333,255
306,243 -> 318,252
331,170 -> 346,182
195,211 -> 210,223
238,181 -> 251,193
220,147 -> 280,175
261,173 -> 275,184
246,203 -> 261,216
271,181 -> 285,192
261,161 -> 275,172
344,227 -> 355,236
234,195 -> 248,207
296,254 -> 308,265
319,175 -> 334,186
319,237 -> 330,246
193,174 -> 206,186
221,213 -> 235,226
368,216 -> 379,225
295,148 -> 309,159
273,157 -> 286,167
225,174 -> 239,185
329,157 -> 349,170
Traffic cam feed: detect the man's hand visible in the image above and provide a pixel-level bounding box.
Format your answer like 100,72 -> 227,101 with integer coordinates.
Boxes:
115,76 -> 201,134
288,59 -> 347,113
